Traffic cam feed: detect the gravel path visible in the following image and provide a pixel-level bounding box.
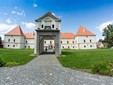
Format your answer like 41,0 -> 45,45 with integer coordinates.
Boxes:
0,54 -> 113,85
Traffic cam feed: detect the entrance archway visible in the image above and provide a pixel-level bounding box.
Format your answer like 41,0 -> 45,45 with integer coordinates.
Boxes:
39,35 -> 55,54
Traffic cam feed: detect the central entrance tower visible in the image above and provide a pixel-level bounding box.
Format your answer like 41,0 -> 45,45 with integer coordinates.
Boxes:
34,12 -> 61,56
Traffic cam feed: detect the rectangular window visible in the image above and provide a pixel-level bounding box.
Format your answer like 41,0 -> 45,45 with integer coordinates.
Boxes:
50,41 -> 52,44
90,45 -> 92,47
8,39 -> 10,42
14,39 -> 15,42
26,41 -> 27,43
8,45 -> 9,47
41,25 -> 44,28
67,41 -> 69,44
45,41 -> 46,43
90,39 -> 92,42
84,40 -> 86,43
52,24 -> 54,28
72,41 -> 74,44
61,41 -> 62,43
84,45 -> 86,48
13,45 -> 15,47
68,46 -> 70,48
62,46 -> 64,48
73,46 -> 74,48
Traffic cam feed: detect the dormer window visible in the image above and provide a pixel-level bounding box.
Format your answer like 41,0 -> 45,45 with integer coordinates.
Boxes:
52,24 -> 54,28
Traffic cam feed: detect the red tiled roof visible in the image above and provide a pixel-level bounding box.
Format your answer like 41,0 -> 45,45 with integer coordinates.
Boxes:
76,25 -> 96,36
61,32 -> 75,39
24,33 -> 35,39
5,26 -> 25,36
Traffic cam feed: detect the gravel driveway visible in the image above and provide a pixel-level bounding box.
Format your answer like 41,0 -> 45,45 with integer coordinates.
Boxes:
0,54 -> 113,85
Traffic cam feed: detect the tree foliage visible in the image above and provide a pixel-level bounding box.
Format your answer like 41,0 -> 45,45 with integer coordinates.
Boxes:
102,24 -> 113,47
0,36 -> 2,45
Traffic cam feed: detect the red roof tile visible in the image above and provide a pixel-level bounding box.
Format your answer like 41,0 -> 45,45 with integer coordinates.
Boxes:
5,26 -> 25,36
76,25 -> 96,36
24,33 -> 35,39
61,32 -> 75,39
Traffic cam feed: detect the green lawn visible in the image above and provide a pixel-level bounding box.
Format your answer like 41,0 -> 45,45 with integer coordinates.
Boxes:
58,49 -> 113,70
0,48 -> 35,66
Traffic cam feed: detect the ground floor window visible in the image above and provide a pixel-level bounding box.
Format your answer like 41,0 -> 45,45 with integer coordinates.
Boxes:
84,45 -> 86,48
13,45 -> 15,47
8,45 -> 9,47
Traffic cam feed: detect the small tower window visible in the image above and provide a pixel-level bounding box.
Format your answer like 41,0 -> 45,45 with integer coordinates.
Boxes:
52,24 -> 54,28
50,41 -> 52,44
41,25 -> 44,28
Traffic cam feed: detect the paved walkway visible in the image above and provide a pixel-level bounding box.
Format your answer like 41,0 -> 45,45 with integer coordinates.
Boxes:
0,55 -> 113,85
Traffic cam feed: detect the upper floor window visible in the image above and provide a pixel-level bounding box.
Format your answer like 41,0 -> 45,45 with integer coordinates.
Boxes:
50,41 -> 52,44
26,41 -> 27,43
61,41 -> 62,43
90,39 -> 92,42
84,40 -> 86,43
8,39 -> 10,42
72,41 -> 74,44
86,36 -> 88,38
45,41 -> 46,43
67,41 -> 69,44
52,24 -> 54,28
13,39 -> 15,42
41,25 -> 44,28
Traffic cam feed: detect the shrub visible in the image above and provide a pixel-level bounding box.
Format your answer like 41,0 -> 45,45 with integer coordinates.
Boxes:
91,62 -> 111,75
0,58 -> 6,67
6,62 -> 20,67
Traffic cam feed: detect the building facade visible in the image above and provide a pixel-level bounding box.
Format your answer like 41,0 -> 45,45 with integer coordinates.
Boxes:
4,12 -> 97,50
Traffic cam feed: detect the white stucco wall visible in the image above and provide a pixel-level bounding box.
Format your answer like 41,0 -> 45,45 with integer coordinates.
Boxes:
75,36 -> 97,49
4,35 -> 25,49
25,38 -> 34,49
35,16 -> 60,30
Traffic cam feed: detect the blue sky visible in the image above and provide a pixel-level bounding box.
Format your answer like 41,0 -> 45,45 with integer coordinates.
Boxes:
0,0 -> 113,41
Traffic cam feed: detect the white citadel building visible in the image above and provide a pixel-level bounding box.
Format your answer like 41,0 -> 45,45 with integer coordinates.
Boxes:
4,12 -> 97,53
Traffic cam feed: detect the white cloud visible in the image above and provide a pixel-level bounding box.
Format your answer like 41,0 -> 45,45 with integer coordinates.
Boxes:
6,18 -> 12,24
96,20 -> 113,32
0,23 -> 17,39
11,10 -> 25,16
52,12 -> 56,16
33,3 -> 38,7
21,22 -> 35,29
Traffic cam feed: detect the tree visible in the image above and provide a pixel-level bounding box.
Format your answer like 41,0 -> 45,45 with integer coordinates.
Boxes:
102,24 -> 113,47
0,36 -> 2,45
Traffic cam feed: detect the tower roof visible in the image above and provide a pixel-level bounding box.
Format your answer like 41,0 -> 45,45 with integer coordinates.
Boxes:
5,26 -> 25,36
76,25 -> 96,36
35,12 -> 61,22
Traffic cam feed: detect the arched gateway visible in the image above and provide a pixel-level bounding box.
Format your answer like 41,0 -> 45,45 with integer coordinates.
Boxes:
34,12 -> 61,56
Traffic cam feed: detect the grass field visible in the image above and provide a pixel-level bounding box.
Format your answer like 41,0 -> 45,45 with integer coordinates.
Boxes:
0,48 -> 35,66
58,49 -> 113,71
